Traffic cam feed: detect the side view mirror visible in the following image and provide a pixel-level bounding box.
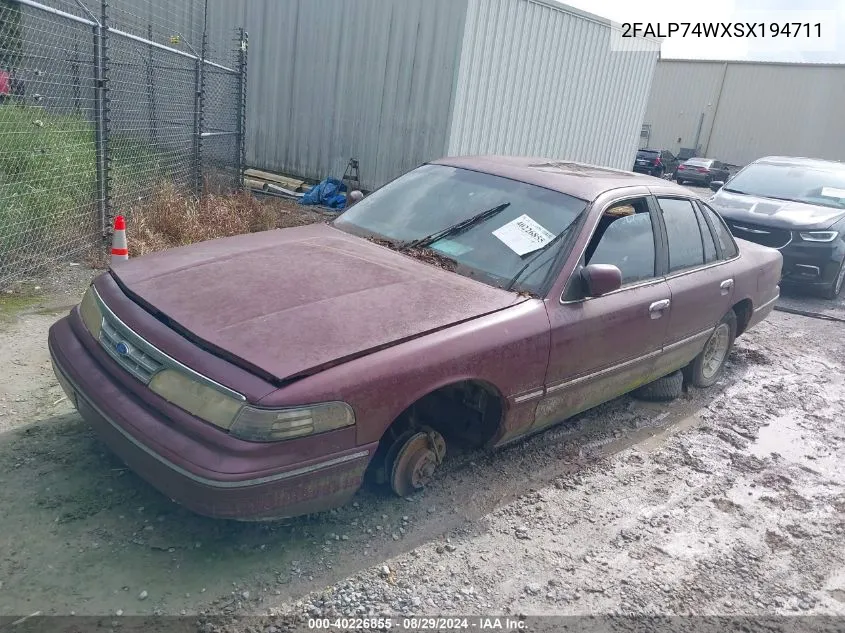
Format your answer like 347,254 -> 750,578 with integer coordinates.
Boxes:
581,264 -> 622,297
710,180 -> 724,192
347,190 -> 365,206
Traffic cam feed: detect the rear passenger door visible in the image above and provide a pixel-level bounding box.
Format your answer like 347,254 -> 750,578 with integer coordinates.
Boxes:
652,195 -> 737,374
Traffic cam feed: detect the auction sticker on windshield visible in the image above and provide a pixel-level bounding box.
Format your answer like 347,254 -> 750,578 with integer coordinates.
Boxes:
821,187 -> 845,199
493,214 -> 555,256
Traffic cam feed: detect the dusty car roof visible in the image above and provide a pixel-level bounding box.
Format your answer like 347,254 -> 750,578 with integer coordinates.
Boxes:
433,155 -> 687,201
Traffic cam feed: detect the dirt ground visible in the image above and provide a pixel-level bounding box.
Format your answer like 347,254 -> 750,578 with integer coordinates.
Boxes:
1,235 -> 844,626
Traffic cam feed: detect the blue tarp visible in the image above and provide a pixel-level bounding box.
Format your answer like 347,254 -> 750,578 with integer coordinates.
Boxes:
299,178 -> 347,210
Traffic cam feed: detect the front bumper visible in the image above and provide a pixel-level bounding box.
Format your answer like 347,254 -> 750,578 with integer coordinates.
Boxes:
48,315 -> 376,520
779,239 -> 844,289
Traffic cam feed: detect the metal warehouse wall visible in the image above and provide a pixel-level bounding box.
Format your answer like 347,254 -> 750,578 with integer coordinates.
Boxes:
447,0 -> 660,171
643,60 -> 845,166
640,61 -> 726,158
206,0 -> 468,191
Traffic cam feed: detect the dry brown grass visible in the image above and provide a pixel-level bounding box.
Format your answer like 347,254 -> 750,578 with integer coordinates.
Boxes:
124,184 -> 326,257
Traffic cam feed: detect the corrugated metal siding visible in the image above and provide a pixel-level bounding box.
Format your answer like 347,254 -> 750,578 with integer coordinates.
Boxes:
206,0 -> 468,191
447,0 -> 660,171
643,60 -> 845,166
707,63 -> 845,165
640,61 -> 726,156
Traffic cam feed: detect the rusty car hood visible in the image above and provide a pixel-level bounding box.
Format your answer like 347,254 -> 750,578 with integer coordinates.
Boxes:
110,223 -> 525,382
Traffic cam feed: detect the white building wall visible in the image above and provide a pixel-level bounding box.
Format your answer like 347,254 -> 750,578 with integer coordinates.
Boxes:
640,61 -> 726,156
708,63 -> 845,165
206,0 -> 661,188
643,59 -> 845,166
206,0 -> 468,191
447,0 -> 661,171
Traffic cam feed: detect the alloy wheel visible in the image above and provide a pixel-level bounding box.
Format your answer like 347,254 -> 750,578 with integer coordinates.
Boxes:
702,323 -> 731,379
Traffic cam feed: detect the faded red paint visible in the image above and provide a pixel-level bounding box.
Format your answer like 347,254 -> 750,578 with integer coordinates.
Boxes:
48,157 -> 782,520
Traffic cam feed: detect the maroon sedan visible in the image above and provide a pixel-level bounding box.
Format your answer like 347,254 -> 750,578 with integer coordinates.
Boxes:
48,157 -> 782,520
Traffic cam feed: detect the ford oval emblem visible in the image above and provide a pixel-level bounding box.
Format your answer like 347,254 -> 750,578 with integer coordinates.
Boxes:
115,341 -> 130,356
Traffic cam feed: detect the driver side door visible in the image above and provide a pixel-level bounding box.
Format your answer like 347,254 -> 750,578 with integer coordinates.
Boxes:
531,195 -> 671,431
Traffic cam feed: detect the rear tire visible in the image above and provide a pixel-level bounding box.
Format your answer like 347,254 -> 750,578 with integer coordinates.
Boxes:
676,177 -> 684,185
684,310 -> 737,388
632,370 -> 683,402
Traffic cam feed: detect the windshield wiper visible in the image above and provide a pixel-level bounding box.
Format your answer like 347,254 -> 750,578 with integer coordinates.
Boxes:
722,187 -> 747,195
403,202 -> 511,251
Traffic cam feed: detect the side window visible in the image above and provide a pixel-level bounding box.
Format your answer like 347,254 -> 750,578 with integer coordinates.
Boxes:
694,205 -> 718,263
657,197 -> 705,273
585,198 -> 655,285
699,202 -> 739,259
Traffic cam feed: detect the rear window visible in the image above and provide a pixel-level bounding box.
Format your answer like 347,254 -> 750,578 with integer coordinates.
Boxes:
638,150 -> 659,157
685,158 -> 713,167
697,201 -> 739,259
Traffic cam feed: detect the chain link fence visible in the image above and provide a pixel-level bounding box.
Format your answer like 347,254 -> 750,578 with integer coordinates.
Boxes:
0,0 -> 247,288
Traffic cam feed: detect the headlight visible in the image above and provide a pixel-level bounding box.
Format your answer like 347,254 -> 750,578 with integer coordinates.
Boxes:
149,369 -> 244,429
149,369 -> 354,441
79,286 -> 103,338
799,231 -> 839,242
229,402 -> 355,442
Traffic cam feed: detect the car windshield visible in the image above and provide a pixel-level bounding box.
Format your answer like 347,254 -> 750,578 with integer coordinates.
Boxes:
686,158 -> 712,167
333,164 -> 587,294
724,162 -> 845,209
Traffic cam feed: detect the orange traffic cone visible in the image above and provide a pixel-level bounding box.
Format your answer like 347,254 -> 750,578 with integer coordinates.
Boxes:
110,215 -> 128,265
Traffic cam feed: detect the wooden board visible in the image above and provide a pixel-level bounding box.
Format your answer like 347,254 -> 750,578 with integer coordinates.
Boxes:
244,168 -> 306,191
244,178 -> 266,191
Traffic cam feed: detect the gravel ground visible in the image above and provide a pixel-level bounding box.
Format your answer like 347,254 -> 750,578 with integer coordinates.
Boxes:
0,214 -> 843,628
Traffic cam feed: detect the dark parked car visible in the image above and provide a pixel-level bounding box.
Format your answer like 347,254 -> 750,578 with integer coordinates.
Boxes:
632,149 -> 678,178
709,156 -> 845,298
49,157 -> 782,520
676,158 -> 730,186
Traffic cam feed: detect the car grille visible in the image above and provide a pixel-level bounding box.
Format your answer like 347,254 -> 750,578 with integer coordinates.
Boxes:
98,309 -> 165,384
90,289 -> 245,405
724,220 -> 792,249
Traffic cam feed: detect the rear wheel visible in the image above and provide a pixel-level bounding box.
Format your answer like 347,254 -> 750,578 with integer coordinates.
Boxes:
684,310 -> 737,388
822,258 -> 845,300
676,177 -> 684,185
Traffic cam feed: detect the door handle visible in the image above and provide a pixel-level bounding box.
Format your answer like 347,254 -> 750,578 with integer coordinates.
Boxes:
720,279 -> 734,295
649,299 -> 671,319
